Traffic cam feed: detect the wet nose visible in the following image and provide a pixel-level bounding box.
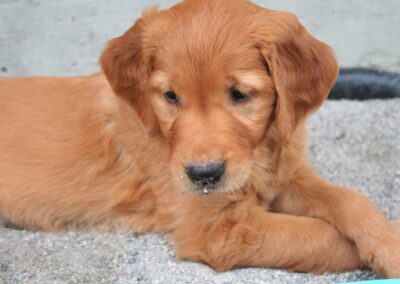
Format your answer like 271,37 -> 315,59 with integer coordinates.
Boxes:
185,162 -> 225,187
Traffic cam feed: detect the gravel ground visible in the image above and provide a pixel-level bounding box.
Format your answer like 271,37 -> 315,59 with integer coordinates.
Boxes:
1,99 -> 399,284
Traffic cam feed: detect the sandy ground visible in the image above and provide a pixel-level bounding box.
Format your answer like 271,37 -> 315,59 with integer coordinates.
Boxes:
1,99 -> 399,283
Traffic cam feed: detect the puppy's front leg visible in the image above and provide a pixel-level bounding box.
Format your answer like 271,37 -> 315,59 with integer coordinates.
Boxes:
273,167 -> 400,278
173,206 -> 361,273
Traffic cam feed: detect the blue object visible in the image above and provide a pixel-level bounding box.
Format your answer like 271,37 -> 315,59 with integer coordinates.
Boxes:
339,280 -> 400,284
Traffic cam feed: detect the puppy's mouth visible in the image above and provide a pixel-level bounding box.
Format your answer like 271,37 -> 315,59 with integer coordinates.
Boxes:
191,181 -> 220,195
187,180 -> 224,195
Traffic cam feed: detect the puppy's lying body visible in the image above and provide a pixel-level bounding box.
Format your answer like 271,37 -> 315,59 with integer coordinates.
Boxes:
0,0 -> 399,278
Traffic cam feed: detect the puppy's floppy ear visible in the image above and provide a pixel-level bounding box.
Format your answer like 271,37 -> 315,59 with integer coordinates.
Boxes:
100,8 -> 158,130
256,11 -> 338,145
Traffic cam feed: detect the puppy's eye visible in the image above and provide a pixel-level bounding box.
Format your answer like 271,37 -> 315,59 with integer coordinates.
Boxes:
230,88 -> 248,103
164,91 -> 179,105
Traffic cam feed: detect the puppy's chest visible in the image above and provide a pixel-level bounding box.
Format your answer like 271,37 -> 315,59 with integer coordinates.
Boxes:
252,183 -> 279,210
247,169 -> 278,209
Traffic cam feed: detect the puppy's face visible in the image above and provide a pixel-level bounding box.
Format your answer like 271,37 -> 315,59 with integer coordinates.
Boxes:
101,0 -> 338,194
149,49 -> 276,193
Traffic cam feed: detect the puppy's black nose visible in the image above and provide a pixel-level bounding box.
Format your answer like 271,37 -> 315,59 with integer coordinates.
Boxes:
185,162 -> 225,187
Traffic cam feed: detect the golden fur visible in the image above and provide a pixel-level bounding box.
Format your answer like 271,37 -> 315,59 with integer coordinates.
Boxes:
0,0 -> 399,278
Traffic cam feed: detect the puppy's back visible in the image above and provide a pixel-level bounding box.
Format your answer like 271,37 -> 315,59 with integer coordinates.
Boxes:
0,74 -> 108,158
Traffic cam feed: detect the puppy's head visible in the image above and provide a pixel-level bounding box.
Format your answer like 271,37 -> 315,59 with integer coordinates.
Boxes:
101,0 -> 338,194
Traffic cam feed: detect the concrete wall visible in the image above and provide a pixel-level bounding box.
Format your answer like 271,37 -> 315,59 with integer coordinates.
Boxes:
1,0 -> 399,77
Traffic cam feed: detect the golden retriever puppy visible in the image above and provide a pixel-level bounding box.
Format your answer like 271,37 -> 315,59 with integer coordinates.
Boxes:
0,0 -> 399,278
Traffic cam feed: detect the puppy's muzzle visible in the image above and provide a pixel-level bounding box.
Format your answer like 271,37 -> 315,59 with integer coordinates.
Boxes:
185,162 -> 225,188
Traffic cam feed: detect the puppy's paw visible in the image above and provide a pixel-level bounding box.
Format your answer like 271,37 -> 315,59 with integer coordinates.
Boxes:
361,234 -> 400,278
